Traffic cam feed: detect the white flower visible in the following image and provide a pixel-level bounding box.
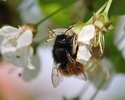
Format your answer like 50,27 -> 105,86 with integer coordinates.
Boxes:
76,25 -> 95,63
0,25 -> 34,70
21,53 -> 40,81
85,58 -> 111,89
77,45 -> 91,63
77,25 -> 95,44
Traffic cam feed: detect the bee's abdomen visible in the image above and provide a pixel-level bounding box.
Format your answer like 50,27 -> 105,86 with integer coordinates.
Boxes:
59,62 -> 84,76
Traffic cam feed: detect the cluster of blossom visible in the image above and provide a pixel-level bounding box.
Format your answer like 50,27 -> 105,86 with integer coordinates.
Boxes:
47,6 -> 113,87
0,0 -> 113,85
0,24 -> 35,70
48,13 -> 112,68
75,15 -> 112,65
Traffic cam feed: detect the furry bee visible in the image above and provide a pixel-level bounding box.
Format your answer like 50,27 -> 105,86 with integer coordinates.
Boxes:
50,28 -> 87,88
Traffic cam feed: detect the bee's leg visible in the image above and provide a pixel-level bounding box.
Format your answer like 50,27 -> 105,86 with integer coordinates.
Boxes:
66,50 -> 76,64
73,35 -> 77,54
77,72 -> 87,81
83,72 -> 88,81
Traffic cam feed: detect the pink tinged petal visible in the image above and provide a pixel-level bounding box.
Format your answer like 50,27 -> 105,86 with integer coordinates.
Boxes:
0,26 -> 34,71
1,29 -> 33,54
77,25 -> 95,44
17,29 -> 33,48
77,45 -> 91,63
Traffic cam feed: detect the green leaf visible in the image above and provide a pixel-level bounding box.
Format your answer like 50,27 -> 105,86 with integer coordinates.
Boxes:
39,0 -> 74,5
38,0 -> 75,27
109,0 -> 125,16
92,0 -> 125,16
93,0 -> 106,12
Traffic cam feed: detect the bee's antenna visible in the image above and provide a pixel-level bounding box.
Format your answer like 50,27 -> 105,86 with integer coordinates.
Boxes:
48,27 -> 56,35
64,25 -> 74,34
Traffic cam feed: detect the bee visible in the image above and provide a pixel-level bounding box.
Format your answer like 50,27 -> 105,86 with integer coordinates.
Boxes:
50,27 -> 87,88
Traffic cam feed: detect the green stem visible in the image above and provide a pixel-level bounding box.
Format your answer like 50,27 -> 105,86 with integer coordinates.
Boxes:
32,0 -> 76,48
90,77 -> 106,100
104,0 -> 113,15
87,2 -> 107,24
71,83 -> 90,100
32,36 -> 48,54
35,0 -> 75,27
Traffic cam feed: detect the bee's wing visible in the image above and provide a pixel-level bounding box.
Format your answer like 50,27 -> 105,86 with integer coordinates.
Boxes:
76,72 -> 87,81
51,62 -> 63,88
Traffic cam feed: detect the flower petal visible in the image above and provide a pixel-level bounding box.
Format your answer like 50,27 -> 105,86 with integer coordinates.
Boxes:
77,45 -> 91,63
21,54 -> 40,81
26,47 -> 35,70
0,25 -> 34,74
1,46 -> 31,67
0,37 -> 17,53
17,29 -> 33,48
77,24 -> 95,44
0,26 -> 20,36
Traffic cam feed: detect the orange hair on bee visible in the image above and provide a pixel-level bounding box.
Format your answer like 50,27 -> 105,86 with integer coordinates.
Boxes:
58,61 -> 85,76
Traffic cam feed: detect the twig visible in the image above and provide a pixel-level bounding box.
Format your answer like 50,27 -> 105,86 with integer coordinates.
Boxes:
90,77 -> 106,100
35,0 -> 76,27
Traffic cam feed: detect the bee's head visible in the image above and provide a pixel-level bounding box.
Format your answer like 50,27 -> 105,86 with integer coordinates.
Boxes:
55,34 -> 72,45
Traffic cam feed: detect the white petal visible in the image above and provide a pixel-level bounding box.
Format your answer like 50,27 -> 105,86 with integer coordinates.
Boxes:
26,47 -> 35,70
0,37 -> 17,53
17,29 -> 33,48
27,59 -> 35,70
0,28 -> 33,54
1,46 -> 33,68
21,54 -> 40,81
0,26 -> 20,36
0,26 -> 21,53
86,60 -> 110,89
0,26 -> 34,74
77,24 -> 95,44
77,45 -> 91,63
